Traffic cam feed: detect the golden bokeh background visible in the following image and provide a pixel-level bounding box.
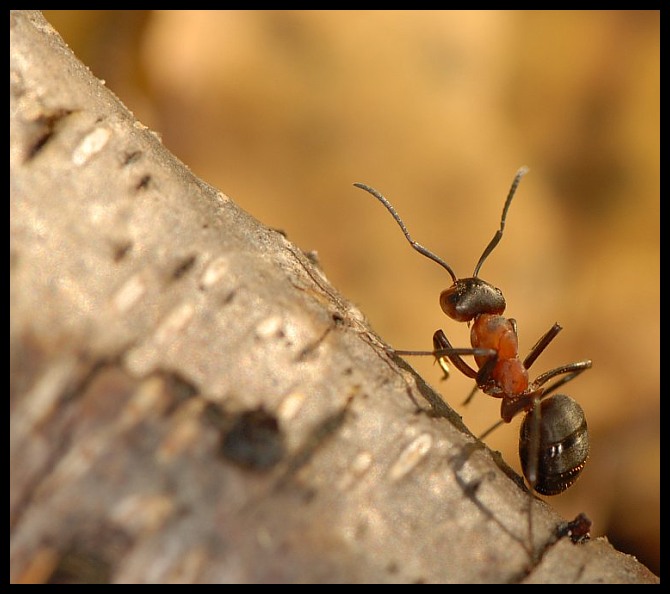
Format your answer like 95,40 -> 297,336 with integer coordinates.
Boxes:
43,10 -> 659,575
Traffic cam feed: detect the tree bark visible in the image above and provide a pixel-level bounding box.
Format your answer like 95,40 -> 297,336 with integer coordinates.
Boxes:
9,10 -> 658,584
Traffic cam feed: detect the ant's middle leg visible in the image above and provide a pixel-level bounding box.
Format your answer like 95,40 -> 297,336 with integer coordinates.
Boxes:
523,322 -> 563,369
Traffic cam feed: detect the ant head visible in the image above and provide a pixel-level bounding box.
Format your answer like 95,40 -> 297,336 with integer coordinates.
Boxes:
439,278 -> 506,322
354,167 -> 527,322
436,167 -> 528,321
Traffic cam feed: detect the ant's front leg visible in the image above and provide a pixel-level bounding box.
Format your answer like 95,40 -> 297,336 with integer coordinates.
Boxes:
462,349 -> 500,405
460,321 -> 513,406
433,330 -> 477,379
432,330 -> 498,385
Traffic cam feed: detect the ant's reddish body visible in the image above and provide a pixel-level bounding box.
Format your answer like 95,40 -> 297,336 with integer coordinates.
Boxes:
354,168 -> 592,550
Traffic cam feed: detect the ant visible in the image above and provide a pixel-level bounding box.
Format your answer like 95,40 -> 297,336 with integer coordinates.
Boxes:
354,167 -> 592,557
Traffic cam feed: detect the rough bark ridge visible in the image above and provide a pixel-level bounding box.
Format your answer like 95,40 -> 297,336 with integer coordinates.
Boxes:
10,11 -> 658,584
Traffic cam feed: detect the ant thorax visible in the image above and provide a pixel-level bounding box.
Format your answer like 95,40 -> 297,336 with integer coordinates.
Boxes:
471,313 -> 529,397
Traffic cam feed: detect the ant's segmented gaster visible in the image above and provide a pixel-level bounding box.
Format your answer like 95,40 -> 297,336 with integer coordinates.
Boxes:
354,168 -> 592,559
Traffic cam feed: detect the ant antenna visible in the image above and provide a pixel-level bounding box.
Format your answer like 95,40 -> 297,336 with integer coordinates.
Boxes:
353,182 -> 458,284
355,167 -> 529,284
472,166 -> 529,277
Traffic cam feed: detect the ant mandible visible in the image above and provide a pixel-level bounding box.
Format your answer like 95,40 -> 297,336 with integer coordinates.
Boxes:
353,167 -> 592,501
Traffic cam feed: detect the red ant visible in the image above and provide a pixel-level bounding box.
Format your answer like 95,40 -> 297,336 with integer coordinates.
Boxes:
354,168 -> 592,555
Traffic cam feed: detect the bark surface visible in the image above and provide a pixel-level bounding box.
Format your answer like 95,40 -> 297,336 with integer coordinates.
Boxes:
9,11 -> 658,584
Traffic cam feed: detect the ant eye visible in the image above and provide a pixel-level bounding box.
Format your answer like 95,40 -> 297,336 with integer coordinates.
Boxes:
439,278 -> 505,322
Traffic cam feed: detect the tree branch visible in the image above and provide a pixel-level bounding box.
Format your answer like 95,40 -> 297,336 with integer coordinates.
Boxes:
10,10 -> 658,584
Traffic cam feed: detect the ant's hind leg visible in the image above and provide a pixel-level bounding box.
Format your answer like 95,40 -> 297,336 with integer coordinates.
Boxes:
534,360 -> 592,400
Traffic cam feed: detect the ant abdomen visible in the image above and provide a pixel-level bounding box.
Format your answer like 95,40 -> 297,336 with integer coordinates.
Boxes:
519,394 -> 589,496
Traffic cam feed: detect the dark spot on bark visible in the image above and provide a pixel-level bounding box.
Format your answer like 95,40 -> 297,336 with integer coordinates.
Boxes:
122,150 -> 142,165
171,254 -> 197,281
135,174 -> 151,191
220,408 -> 285,471
161,371 -> 198,409
47,526 -> 132,584
48,547 -> 112,584
112,240 -> 133,262
24,108 -> 73,162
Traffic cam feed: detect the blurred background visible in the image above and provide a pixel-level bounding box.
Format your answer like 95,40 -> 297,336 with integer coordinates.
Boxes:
43,10 -> 659,575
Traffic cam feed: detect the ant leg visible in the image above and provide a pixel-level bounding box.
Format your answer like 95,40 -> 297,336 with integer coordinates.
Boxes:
480,385 -> 540,436
501,360 -> 591,422
520,394 -> 543,561
462,384 -> 479,406
478,417 -> 505,440
392,343 -> 494,363
524,396 -> 542,490
437,356 -> 451,381
434,330 -> 499,405
534,360 -> 592,400
432,330 -> 479,379
391,343 -> 494,361
523,323 -> 562,369
474,353 -> 499,388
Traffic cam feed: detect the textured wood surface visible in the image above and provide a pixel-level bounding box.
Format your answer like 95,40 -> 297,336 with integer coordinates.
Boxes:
10,11 -> 658,584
